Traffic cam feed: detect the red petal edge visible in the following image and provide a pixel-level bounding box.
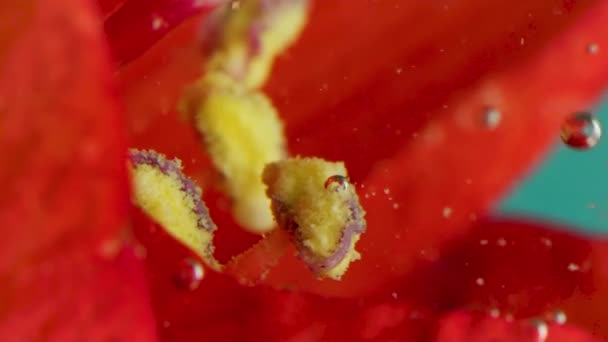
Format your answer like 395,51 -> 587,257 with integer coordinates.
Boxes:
103,0 -> 222,66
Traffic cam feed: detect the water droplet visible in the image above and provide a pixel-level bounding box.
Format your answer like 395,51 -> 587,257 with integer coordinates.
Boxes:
489,308 -> 500,318
231,0 -> 240,10
483,106 -> 502,129
476,277 -> 485,286
173,258 -> 204,290
324,175 -> 349,191
531,320 -> 548,342
497,238 -> 507,247
567,262 -> 580,272
151,15 -> 167,31
97,238 -> 123,260
383,188 -> 390,195
392,203 -> 400,209
480,239 -> 489,245
391,292 -> 398,299
560,112 -> 601,149
442,207 -> 452,218
552,310 -> 567,325
587,43 -> 599,55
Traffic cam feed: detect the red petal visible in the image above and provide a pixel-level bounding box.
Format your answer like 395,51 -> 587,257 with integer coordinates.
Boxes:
0,1 -> 156,339
136,210 -> 607,340
133,207 -> 435,341
390,219 -> 607,339
391,219 -> 593,315
436,311 -> 600,342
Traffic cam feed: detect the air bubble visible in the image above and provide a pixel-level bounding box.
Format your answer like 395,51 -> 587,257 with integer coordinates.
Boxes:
567,262 -> 580,272
553,310 -> 567,325
442,207 -> 452,218
531,320 -> 548,342
151,15 -> 167,31
587,43 -> 599,55
324,175 -> 349,191
174,258 -> 204,291
483,106 -> 502,129
560,112 -> 601,149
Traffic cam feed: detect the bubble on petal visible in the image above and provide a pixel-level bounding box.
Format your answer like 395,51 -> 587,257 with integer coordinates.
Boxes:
552,310 -> 567,325
567,262 -> 580,272
174,258 -> 205,291
482,106 -> 502,129
531,320 -> 549,342
151,14 -> 168,31
442,206 -> 452,218
587,43 -> 599,55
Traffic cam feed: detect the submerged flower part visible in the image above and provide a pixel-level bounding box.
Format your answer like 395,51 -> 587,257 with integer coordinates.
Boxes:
182,73 -> 286,231
203,0 -> 310,88
263,157 -> 366,280
129,149 -> 220,269
181,0 -> 309,232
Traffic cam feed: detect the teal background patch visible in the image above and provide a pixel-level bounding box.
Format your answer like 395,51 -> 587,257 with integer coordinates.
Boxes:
497,97 -> 608,235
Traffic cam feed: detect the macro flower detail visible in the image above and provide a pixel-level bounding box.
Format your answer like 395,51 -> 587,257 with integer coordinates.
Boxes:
5,0 -> 608,341
129,149 -> 220,269
264,158 -> 366,279
179,0 -> 311,232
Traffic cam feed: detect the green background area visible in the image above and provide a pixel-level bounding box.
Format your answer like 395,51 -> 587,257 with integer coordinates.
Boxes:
498,98 -> 608,235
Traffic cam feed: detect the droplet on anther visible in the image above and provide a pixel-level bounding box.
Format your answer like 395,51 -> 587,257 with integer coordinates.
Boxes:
174,258 -> 204,291
560,112 -> 601,149
324,175 -> 349,191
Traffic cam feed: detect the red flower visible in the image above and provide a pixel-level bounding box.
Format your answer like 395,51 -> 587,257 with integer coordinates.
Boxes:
2,0 -> 608,340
